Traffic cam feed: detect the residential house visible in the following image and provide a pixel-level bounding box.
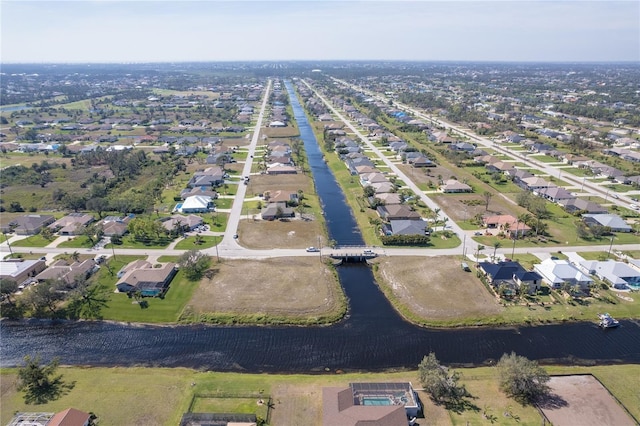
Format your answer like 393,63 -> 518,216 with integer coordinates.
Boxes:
507,169 -> 534,183
322,382 -> 420,426
187,166 -> 225,188
160,214 -> 203,232
440,180 -> 472,193
537,187 -> 575,203
1,214 -> 55,235
48,213 -> 95,236
178,195 -> 214,214
534,259 -> 593,290
47,408 -> 91,426
478,261 -> 542,294
411,156 -> 435,167
519,176 -> 555,192
486,161 -> 515,173
449,142 -> 476,152
372,192 -> 402,205
482,214 -> 531,238
261,202 -> 295,220
263,189 -> 299,204
377,205 -> 421,221
559,198 -> 607,215
116,260 -> 177,297
34,259 -> 97,287
266,164 -> 297,175
385,219 -> 427,236
180,186 -> 218,200
582,214 -> 632,233
360,172 -> 389,187
371,181 -> 396,194
579,260 -> 640,290
100,215 -> 131,237
0,259 -> 47,287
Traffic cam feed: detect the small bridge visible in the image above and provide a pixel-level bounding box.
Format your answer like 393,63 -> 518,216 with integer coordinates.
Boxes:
329,246 -> 379,263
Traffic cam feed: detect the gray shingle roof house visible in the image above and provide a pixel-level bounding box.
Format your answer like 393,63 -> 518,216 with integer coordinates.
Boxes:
559,198 -> 607,215
1,214 -> 55,235
377,205 -> 421,221
48,213 -> 95,236
440,180 -> 472,193
323,382 -> 420,426
35,259 -> 97,287
116,260 -> 177,297
261,202 -> 295,220
387,219 -> 427,236
582,214 -> 632,232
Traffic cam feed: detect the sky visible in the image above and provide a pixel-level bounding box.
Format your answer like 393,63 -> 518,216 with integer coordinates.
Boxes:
1,0 -> 639,63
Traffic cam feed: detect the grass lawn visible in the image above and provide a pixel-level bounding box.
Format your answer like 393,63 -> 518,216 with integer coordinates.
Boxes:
561,167 -> 595,178
604,184 -> 633,193
2,365 -> 637,426
105,234 -> 172,249
56,236 -> 94,249
84,255 -> 197,323
174,235 -> 220,250
11,234 -> 54,248
577,251 -> 613,261
533,154 -> 563,163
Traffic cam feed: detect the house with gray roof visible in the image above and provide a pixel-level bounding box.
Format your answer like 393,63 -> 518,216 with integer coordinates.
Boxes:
386,219 -> 427,236
579,260 -> 640,290
377,205 -> 421,221
538,186 -> 575,203
440,180 -> 472,193
534,258 -> 593,290
582,214 -> 632,232
48,213 -> 95,236
0,259 -> 46,287
559,198 -> 607,215
1,214 -> 55,235
116,260 -> 177,297
261,202 -> 295,220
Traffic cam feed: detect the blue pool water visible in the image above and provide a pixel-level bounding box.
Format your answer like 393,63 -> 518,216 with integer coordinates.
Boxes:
363,397 -> 392,406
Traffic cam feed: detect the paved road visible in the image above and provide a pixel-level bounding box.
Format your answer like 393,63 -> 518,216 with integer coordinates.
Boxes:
332,77 -> 638,209
2,78 -> 639,263
300,79 -> 471,249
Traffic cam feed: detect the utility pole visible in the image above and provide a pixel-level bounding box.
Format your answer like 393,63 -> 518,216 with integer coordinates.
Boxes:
3,232 -> 13,255
607,235 -> 615,259
214,235 -> 220,263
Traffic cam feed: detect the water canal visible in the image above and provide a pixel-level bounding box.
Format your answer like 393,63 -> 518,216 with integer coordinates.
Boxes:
1,81 -> 639,372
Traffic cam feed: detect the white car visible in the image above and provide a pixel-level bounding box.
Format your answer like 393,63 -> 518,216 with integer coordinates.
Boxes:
306,247 -> 320,252
630,204 -> 639,210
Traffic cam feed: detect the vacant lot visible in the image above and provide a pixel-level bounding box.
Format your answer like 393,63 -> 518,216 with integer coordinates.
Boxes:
187,257 -> 343,320
238,218 -> 323,249
431,192 -> 526,224
247,172 -> 315,198
539,375 -> 637,426
372,256 -> 503,324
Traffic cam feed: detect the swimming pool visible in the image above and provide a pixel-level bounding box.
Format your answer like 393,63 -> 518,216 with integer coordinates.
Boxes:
362,397 -> 392,406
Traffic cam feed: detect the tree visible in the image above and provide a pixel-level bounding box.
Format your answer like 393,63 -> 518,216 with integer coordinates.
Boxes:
496,352 -> 550,405
418,352 -> 467,405
23,280 -> 66,317
492,241 -> 502,261
0,279 -> 19,305
178,250 -> 211,280
17,354 -> 72,404
483,191 -> 493,211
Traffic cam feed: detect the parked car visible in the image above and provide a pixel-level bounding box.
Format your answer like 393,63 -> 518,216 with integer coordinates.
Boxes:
630,204 -> 639,210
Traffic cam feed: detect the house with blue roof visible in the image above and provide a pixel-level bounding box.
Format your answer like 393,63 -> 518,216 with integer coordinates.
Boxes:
478,261 -> 542,294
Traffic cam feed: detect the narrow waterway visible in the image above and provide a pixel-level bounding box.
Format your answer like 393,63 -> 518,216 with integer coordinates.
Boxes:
1,81 -> 639,372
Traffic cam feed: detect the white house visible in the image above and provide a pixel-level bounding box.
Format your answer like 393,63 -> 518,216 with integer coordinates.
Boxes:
534,258 -> 593,290
580,260 -> 640,290
178,195 -> 214,213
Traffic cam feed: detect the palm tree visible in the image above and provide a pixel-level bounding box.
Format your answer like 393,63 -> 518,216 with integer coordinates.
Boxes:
492,242 -> 502,262
475,244 -> 485,266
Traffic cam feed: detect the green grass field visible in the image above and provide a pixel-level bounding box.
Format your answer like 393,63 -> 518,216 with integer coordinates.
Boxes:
11,234 -> 54,248
56,236 -> 94,249
1,365 -> 637,426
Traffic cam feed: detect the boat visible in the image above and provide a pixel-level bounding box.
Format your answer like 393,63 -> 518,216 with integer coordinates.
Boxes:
598,313 -> 620,328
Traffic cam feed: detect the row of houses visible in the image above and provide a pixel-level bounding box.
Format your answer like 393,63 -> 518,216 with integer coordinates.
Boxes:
479,257 -> 640,295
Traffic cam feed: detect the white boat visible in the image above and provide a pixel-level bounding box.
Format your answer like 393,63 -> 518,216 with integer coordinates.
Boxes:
598,313 -> 619,328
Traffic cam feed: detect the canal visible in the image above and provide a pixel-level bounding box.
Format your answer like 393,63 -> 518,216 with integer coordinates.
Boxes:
1,80 -> 639,372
